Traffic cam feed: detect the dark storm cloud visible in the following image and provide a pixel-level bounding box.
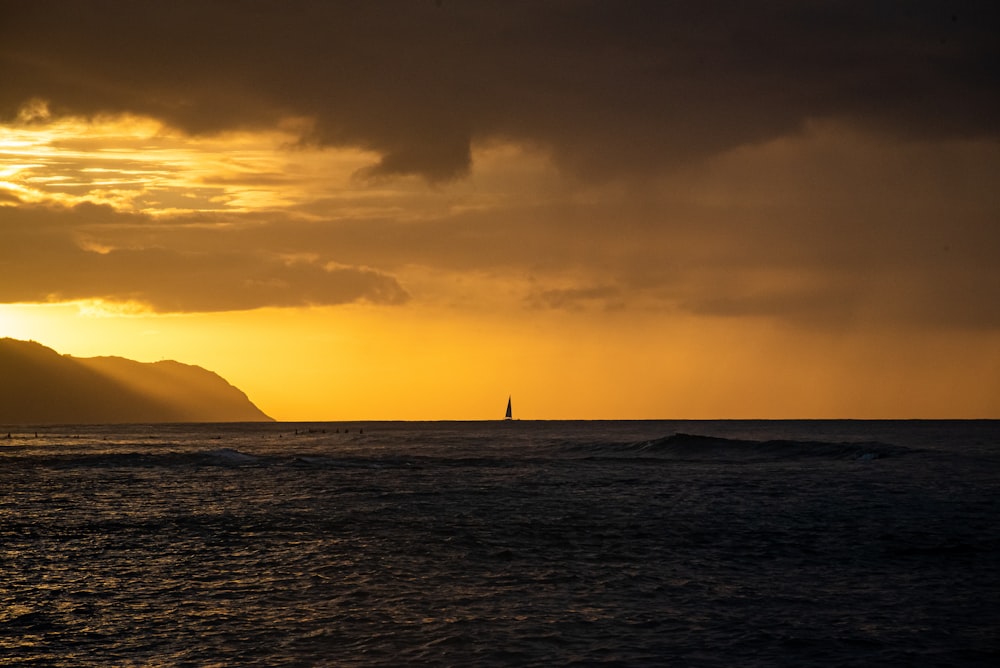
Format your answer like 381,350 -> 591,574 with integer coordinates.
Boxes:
1,0 -> 997,180
0,203 -> 408,311
2,1 -> 998,330
71,122 -> 998,330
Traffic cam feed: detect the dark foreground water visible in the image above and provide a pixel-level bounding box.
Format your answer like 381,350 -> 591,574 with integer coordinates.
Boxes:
1,420 -> 998,666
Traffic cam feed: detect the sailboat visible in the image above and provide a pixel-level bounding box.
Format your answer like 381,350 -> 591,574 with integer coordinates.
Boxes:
504,396 -> 512,420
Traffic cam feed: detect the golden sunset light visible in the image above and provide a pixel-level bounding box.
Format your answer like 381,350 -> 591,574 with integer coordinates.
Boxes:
3,6 -> 1000,665
2,1 -> 998,419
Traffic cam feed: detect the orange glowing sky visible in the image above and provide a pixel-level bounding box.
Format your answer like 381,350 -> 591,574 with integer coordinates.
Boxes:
1,1 -> 998,419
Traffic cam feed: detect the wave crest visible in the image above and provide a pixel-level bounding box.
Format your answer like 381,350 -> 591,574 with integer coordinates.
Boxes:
578,433 -> 909,461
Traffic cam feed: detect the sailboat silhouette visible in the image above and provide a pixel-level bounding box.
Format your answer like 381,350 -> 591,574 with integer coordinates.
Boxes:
504,396 -> 512,420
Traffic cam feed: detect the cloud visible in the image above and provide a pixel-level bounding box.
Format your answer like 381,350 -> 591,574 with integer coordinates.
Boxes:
526,285 -> 625,312
5,119 -> 989,328
2,1 -> 997,180
1,2 -> 997,334
0,202 -> 407,312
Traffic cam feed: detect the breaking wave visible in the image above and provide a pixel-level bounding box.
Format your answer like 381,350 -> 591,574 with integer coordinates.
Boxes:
2,434 -> 913,472
567,433 -> 911,461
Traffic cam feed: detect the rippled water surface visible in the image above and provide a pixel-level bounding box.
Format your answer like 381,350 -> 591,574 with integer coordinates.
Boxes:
2,420 -> 999,666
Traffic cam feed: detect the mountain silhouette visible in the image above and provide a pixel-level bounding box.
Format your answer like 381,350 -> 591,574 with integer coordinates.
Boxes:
0,338 -> 272,423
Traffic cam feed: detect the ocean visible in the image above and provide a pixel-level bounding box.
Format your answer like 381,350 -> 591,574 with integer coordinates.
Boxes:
1,420 -> 998,666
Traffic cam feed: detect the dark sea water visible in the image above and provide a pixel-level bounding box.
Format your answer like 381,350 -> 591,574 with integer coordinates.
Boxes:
1,420 -> 998,666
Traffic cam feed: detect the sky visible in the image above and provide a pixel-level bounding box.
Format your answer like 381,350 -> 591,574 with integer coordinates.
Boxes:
1,0 -> 998,420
